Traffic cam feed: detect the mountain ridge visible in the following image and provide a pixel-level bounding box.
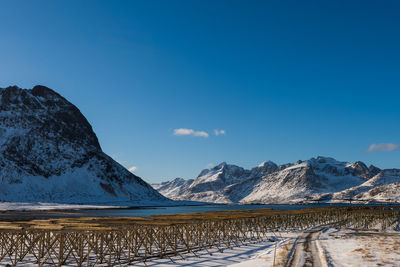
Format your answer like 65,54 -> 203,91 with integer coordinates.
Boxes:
152,156 -> 400,204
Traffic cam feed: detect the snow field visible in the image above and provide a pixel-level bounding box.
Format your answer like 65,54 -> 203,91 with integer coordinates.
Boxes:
320,228 -> 400,266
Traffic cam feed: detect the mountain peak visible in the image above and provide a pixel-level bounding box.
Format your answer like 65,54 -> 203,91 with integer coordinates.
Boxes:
2,85 -> 21,90
31,85 -> 63,99
258,160 -> 277,168
313,156 -> 340,164
215,162 -> 227,168
0,85 -> 166,203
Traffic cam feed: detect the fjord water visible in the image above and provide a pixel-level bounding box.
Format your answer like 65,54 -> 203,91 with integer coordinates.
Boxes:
0,203 -> 393,220
51,203 -> 364,218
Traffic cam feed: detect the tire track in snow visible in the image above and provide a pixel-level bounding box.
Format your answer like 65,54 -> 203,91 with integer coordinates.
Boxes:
285,226 -> 329,267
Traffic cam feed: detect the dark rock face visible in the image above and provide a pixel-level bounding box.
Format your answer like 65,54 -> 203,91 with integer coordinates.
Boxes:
344,161 -> 381,179
1,86 -> 100,178
0,85 -> 166,203
368,165 -> 381,178
251,161 -> 279,176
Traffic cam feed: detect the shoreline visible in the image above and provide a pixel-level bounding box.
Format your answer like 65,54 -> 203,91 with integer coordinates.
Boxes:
0,201 -> 398,221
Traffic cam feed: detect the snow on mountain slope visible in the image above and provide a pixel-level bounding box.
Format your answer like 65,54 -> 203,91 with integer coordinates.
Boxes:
355,182 -> 400,202
242,162 -> 321,203
0,85 -> 167,204
165,163 -> 250,203
153,156 -> 400,204
189,163 -> 251,192
332,169 -> 400,201
242,158 -> 368,203
168,161 -> 279,203
151,178 -> 194,199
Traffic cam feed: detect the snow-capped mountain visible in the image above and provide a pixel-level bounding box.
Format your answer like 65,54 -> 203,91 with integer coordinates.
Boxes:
332,169 -> 400,202
151,178 -> 194,199
0,85 -> 167,204
152,156 -> 400,204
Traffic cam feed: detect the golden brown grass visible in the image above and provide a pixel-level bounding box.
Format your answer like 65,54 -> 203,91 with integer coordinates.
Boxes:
0,205 -> 398,231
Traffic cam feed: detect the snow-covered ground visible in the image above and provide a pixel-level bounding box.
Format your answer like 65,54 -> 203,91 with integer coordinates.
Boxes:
132,231 -> 298,267
0,200 -> 206,211
132,228 -> 400,267
0,202 -> 121,211
320,228 -> 400,266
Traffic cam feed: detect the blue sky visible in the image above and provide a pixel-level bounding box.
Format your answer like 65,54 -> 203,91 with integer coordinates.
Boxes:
0,1 -> 399,183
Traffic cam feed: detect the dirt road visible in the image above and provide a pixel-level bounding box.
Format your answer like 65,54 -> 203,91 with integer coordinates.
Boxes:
285,226 -> 328,267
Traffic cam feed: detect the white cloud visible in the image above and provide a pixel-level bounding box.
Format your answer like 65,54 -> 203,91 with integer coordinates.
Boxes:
128,166 -> 137,173
173,128 -> 209,138
367,143 -> 399,153
206,163 -> 214,168
214,129 -> 226,136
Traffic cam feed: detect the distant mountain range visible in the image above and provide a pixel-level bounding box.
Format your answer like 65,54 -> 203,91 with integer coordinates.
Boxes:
152,157 -> 400,204
0,85 -> 167,204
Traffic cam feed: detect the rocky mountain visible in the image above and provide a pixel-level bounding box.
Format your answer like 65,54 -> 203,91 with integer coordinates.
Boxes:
153,156 -> 400,204
152,178 -> 194,199
0,85 -> 167,204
